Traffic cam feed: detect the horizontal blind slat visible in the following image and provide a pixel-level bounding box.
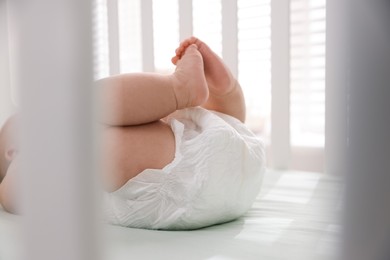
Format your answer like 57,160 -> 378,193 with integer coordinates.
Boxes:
290,1 -> 326,147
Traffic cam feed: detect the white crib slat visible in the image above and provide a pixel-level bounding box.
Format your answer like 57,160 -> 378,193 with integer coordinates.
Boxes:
222,0 -> 238,78
141,0 -> 155,72
179,0 -> 193,41
325,0 -> 347,176
343,1 -> 390,259
14,0 -> 98,259
107,0 -> 120,75
0,0 -> 13,125
271,0 -> 291,169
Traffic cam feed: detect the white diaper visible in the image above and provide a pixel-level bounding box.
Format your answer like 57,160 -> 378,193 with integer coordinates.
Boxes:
103,107 -> 265,230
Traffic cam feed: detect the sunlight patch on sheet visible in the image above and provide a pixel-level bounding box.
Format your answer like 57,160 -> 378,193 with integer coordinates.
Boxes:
316,224 -> 342,256
262,173 -> 321,204
235,217 -> 293,245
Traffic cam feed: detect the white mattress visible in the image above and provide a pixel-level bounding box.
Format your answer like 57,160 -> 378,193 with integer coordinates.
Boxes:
0,170 -> 342,260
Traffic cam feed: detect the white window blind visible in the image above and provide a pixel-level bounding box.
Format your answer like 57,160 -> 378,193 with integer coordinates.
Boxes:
118,0 -> 142,73
192,0 -> 222,57
238,0 -> 271,138
93,0 -> 109,80
290,0 -> 326,147
152,0 -> 179,73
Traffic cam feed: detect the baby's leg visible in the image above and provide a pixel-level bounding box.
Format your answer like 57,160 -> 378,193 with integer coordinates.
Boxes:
102,120 -> 175,192
98,44 -> 208,126
172,37 -> 246,123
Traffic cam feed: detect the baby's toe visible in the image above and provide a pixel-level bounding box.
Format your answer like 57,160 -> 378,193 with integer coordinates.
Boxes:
171,56 -> 179,65
175,47 -> 182,55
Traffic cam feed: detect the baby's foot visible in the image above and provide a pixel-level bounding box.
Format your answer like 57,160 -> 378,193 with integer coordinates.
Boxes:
172,37 -> 237,97
171,44 -> 209,109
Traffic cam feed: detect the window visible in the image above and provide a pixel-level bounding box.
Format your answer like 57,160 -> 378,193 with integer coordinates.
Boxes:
118,0 -> 142,73
93,0 -> 109,79
193,0 -> 222,57
290,0 -> 326,147
152,0 -> 179,73
238,0 -> 271,138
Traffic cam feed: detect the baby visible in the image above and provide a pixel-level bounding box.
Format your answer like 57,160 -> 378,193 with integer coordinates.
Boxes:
0,37 -> 265,230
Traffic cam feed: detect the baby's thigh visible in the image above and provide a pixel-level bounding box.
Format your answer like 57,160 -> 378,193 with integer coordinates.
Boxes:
102,120 -> 175,192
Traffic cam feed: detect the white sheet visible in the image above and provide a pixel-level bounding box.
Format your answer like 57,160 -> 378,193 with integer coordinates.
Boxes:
0,170 -> 342,260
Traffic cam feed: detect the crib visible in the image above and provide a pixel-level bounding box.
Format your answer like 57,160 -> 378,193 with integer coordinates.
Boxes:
1,0 -> 390,260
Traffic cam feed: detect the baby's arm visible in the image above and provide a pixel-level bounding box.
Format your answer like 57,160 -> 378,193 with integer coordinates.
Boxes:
0,160 -> 18,214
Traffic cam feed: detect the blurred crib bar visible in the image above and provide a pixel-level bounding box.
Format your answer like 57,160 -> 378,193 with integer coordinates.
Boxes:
10,0 -> 99,260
